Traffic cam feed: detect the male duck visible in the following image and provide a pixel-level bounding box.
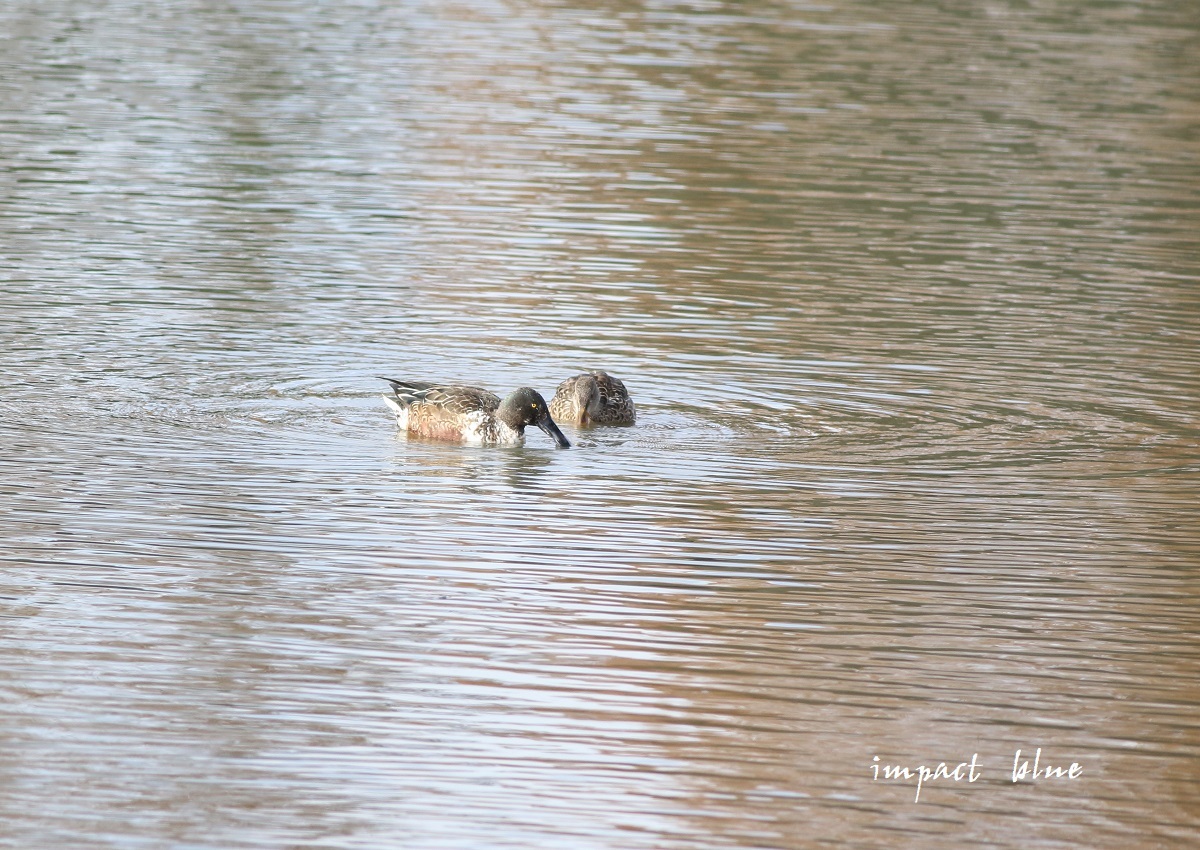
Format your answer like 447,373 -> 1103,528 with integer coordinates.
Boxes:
549,370 -> 636,426
381,378 -> 570,448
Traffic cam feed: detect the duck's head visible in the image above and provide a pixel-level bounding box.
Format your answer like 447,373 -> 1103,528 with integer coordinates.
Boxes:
571,375 -> 608,426
498,388 -> 571,448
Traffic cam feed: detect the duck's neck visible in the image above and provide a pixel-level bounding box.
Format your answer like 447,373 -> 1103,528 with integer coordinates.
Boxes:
495,395 -> 526,433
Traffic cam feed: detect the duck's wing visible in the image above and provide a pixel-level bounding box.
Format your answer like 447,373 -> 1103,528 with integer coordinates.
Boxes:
418,384 -> 502,415
591,371 -> 629,403
380,378 -> 436,409
380,379 -> 499,409
590,371 -> 636,424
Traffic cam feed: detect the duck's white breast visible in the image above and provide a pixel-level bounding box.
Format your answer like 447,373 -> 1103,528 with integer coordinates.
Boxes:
468,415 -> 524,446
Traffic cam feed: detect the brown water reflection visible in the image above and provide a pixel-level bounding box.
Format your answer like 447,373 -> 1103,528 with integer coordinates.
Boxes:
2,0 -> 1199,848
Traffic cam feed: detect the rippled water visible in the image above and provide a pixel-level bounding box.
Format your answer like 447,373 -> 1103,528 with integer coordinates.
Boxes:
3,1 -> 1198,847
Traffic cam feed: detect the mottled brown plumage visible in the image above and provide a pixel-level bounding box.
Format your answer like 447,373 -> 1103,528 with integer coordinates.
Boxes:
549,371 -> 636,427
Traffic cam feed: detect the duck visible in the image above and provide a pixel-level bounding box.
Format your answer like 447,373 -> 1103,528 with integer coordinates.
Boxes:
549,370 -> 636,426
380,378 -> 570,447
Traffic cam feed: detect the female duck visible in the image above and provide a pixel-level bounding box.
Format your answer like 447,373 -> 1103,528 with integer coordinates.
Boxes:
549,370 -> 636,427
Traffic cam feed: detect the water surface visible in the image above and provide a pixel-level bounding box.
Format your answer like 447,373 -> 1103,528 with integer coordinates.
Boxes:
2,1 -> 1198,848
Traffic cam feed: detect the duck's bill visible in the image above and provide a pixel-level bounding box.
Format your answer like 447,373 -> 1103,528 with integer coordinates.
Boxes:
539,416 -> 571,448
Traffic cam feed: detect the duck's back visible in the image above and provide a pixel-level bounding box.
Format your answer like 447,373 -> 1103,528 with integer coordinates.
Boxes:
382,379 -> 504,442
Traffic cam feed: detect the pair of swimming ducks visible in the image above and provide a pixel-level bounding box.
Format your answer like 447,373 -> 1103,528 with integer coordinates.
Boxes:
381,371 -> 635,449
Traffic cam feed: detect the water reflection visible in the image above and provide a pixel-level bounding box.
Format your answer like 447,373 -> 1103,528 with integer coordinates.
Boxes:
2,0 -> 1199,848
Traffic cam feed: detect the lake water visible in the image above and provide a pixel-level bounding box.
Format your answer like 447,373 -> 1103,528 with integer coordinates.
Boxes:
2,1 -> 1198,847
